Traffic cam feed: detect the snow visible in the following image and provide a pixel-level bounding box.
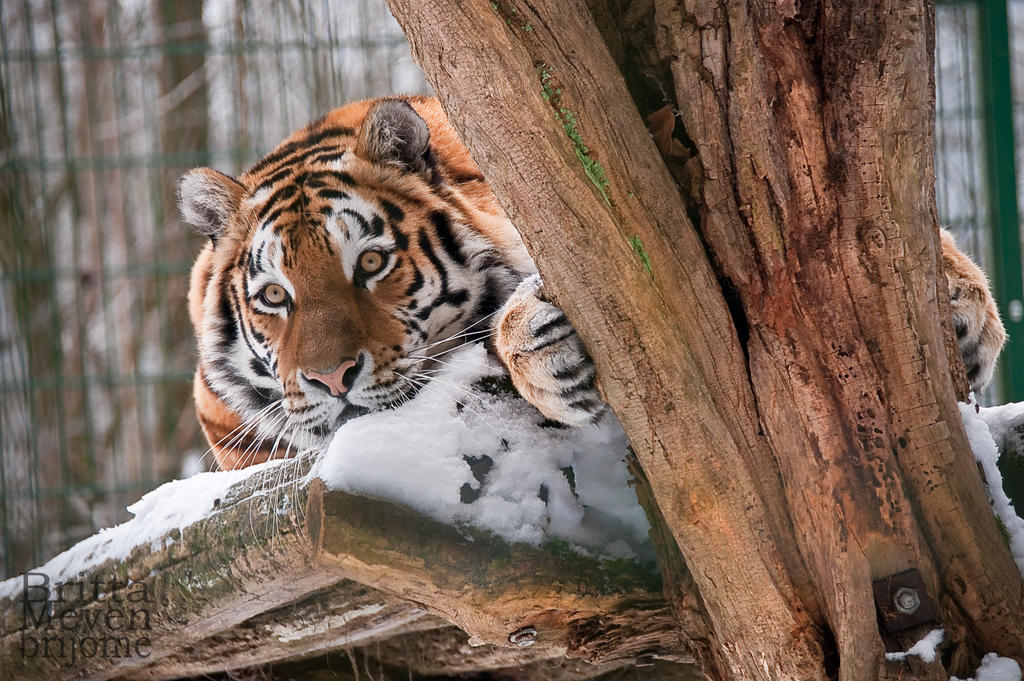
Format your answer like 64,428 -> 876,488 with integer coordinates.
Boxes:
975,402 -> 1024,441
884,628 -> 944,663
952,653 -> 1023,681
959,400 -> 1024,576
0,461 -> 279,601
311,343 -> 653,559
884,630 -> 1023,679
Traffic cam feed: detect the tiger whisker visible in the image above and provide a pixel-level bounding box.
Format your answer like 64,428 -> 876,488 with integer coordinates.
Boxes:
238,410 -> 287,471
265,416 -> 295,542
406,328 -> 494,357
404,310 -> 500,355
408,371 -> 496,412
202,401 -> 284,472
409,335 -> 496,363
220,408 -> 281,460
239,409 -> 291,548
200,400 -> 280,461
406,353 -> 496,373
281,431 -> 306,528
240,412 -> 288,475
398,373 -> 504,439
267,413 -> 294,462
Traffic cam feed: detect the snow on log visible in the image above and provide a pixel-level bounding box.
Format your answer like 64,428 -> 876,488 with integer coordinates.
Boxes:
977,403 -> 1024,511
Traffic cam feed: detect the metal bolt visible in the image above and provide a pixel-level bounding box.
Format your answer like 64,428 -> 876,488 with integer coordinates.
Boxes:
894,586 -> 921,615
509,626 -> 537,647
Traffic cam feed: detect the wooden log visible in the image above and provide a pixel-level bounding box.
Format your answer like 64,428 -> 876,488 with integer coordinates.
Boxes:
1,458 -> 330,680
306,479 -> 680,663
119,581 -> 445,680
235,625 -> 703,681
0,452 -> 677,680
130,597 -> 696,681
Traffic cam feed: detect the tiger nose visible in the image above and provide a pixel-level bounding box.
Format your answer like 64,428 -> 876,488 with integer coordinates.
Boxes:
302,359 -> 359,397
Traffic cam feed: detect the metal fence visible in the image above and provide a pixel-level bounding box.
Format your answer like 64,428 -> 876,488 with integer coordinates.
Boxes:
0,0 -> 1021,581
936,0 -> 1024,403
0,0 -> 428,580
935,0 -> 1001,401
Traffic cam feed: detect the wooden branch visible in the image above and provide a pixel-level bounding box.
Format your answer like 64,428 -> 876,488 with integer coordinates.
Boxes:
0,454 -> 679,680
240,627 -> 702,681
1,458 -> 337,681
158,615 -> 697,681
306,479 -> 681,663
122,581 -> 445,680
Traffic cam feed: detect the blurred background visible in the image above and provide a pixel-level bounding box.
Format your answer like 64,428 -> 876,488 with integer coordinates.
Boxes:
0,0 -> 428,579
0,0 -> 1021,580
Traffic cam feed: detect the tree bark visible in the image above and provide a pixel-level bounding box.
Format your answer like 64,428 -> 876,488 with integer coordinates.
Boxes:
383,1 -> 1024,679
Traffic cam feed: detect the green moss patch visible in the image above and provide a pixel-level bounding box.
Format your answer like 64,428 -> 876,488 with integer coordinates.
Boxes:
537,65 -> 611,204
628,236 -> 652,274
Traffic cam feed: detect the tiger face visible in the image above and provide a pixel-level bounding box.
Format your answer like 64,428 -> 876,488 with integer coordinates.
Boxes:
181,98 -> 534,468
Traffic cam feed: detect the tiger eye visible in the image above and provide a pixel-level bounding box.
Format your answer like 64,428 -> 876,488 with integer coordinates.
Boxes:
358,250 -> 385,274
260,283 -> 288,306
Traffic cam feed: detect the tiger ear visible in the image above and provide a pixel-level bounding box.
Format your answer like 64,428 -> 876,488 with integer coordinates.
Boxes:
356,99 -> 435,176
178,168 -> 245,245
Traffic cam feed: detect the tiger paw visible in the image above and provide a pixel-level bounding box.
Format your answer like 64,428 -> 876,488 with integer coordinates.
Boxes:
494,276 -> 604,426
941,229 -> 1007,392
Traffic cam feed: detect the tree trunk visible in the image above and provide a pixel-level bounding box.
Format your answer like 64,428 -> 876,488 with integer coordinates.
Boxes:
383,1 -> 1024,679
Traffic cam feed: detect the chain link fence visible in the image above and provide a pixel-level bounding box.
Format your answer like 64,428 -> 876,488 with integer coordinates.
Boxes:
0,0 -> 427,580
936,2 -> 989,261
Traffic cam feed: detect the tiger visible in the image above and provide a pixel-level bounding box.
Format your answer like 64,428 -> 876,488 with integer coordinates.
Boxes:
180,95 -> 1006,471
942,229 -> 1007,391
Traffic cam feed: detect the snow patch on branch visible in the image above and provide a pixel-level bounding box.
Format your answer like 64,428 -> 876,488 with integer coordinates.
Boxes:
952,653 -> 1022,681
959,400 -> 1024,576
0,462 -> 274,601
884,628 -> 943,663
313,344 -> 653,559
